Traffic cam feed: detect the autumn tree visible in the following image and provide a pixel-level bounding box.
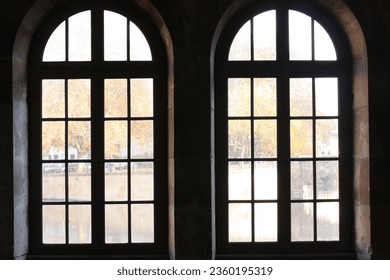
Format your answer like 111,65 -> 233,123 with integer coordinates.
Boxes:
42,78 -> 154,160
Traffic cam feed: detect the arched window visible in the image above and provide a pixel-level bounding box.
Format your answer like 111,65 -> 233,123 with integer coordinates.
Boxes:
29,1 -> 167,258
215,1 -> 353,258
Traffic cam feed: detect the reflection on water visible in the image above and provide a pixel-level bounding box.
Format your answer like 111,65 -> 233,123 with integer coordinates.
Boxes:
228,164 -> 339,243
42,165 -> 154,244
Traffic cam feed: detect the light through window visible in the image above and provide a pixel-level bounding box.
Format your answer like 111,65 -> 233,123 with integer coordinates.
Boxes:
216,4 -> 352,257
31,4 -> 167,257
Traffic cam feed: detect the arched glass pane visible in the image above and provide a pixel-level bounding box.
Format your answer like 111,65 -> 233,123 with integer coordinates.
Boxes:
254,78 -> 277,117
42,79 -> 65,118
104,79 -> 128,118
290,120 -> 313,158
105,204 -> 128,243
105,121 -> 128,159
69,205 -> 91,244
254,10 -> 276,60
219,3 -> 349,251
131,162 -> 154,201
290,78 -> 313,117
68,79 -> 91,118
43,21 -> 66,62
131,120 -> 154,159
291,203 -> 314,241
68,121 -> 91,160
69,11 -> 91,61
317,202 -> 339,241
228,78 -> 251,117
229,161 -> 251,200
229,20 -> 251,61
314,21 -> 337,61
291,161 -> 313,200
34,4 -> 166,252
289,10 -> 312,60
229,203 -> 252,242
43,205 -> 66,244
315,78 -> 338,116
130,21 -> 152,61
131,79 -> 154,117
42,121 -> 65,160
255,203 -> 277,242
104,11 -> 127,61
131,204 -> 154,243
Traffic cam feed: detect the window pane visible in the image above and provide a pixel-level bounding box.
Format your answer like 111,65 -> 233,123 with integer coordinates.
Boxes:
291,203 -> 314,241
43,205 -> 65,244
228,120 -> 251,158
254,11 -> 276,60
68,121 -> 91,160
254,120 -> 277,158
42,163 -> 65,202
105,79 -> 128,118
228,78 -> 250,117
105,204 -> 128,243
69,11 -> 91,61
314,21 -> 337,61
68,79 -> 91,118
42,121 -> 65,160
229,203 -> 252,242
105,162 -> 128,201
229,20 -> 251,61
316,119 -> 339,157
290,120 -> 313,158
289,10 -> 312,60
104,11 -> 127,61
69,163 -> 91,202
316,161 -> 339,199
131,204 -> 154,243
290,78 -> 312,116
131,79 -> 153,117
42,80 -> 65,118
131,121 -> 153,159
254,78 -> 276,117
43,21 -> 65,62
315,78 -> 338,116
105,121 -> 128,159
69,205 -> 91,244
228,161 -> 251,200
130,21 -> 152,61
291,161 -> 313,200
317,202 -> 339,241
254,161 -> 277,200
255,203 -> 277,242
131,162 -> 154,201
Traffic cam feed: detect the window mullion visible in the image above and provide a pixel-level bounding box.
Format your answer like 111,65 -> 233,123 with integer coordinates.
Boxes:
127,78 -> 132,244
91,6 -> 104,64
64,79 -> 70,245
312,78 -> 318,242
90,76 -> 105,247
250,77 -> 255,243
90,6 -> 106,248
276,6 -> 291,246
65,19 -> 69,62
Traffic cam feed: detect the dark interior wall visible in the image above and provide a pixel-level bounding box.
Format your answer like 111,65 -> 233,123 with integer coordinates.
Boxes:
0,0 -> 389,259
344,0 -> 390,259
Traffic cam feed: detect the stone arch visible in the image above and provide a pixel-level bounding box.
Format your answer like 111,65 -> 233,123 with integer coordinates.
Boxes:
13,0 -> 174,259
211,0 -> 369,259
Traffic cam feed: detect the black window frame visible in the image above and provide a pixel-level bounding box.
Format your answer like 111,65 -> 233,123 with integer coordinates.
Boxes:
28,0 -> 168,259
215,0 -> 354,259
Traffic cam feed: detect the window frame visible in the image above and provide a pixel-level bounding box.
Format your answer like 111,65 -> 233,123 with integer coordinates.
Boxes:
215,0 -> 354,258
28,0 -> 168,258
